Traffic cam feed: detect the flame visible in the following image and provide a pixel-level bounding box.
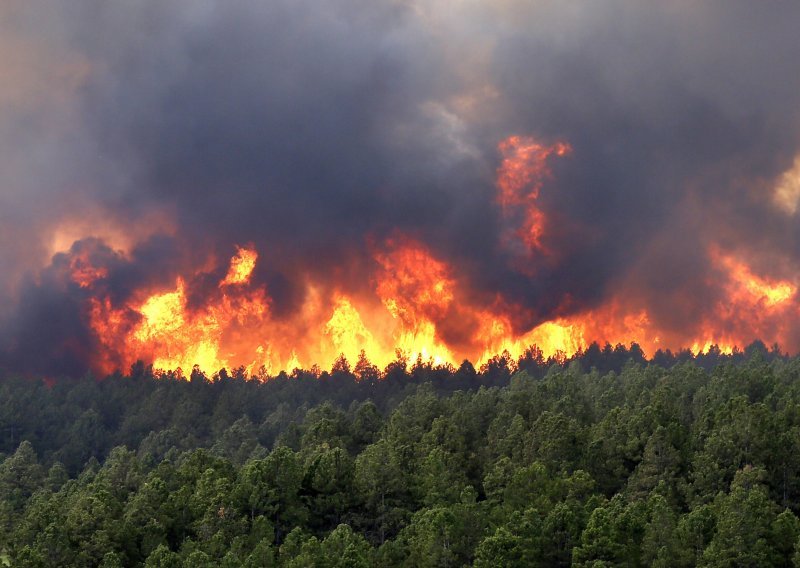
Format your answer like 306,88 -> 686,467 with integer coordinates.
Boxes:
221,246 -> 258,286
52,135 -> 799,378
325,296 -> 382,360
88,249 -> 272,376
79,236 -> 799,377
496,135 -> 571,251
686,248 -> 799,352
131,279 -> 226,373
716,252 -> 796,308
69,253 -> 108,288
374,237 -> 455,325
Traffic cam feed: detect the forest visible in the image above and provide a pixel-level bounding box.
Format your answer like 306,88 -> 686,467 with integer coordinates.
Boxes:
2,341 -> 800,566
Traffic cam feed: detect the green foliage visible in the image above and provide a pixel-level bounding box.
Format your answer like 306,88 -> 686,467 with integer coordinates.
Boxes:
396,501 -> 481,567
144,544 -> 180,567
474,508 -> 544,566
1,349 -> 799,565
700,466 -> 778,566
772,509 -> 800,567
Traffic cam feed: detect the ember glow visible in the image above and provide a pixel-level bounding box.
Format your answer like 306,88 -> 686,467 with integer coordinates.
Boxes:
684,249 -> 800,354
9,134 -> 800,377
67,222 -> 798,376
221,246 -> 258,287
3,1 -> 800,377
496,136 -> 572,251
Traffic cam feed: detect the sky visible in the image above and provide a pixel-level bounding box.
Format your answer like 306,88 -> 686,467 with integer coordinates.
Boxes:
2,1 -> 800,376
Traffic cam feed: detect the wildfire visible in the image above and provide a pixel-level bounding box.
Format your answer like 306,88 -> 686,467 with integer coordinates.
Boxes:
221,246 -> 258,286
496,135 -> 571,251
69,254 -> 108,288
325,296 -> 382,361
717,253 -> 796,308
131,279 -> 224,373
75,236 -> 799,377
374,236 -> 455,326
88,246 -> 272,375
45,136 -> 798,378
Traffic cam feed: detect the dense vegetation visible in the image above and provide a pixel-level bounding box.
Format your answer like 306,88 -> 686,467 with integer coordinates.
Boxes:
2,342 -> 800,566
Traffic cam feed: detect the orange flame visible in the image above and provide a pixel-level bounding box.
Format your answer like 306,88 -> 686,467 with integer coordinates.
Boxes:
69,254 -> 108,288
88,248 -> 272,376
221,246 -> 258,286
685,248 -> 799,353
59,135 -> 800,377
496,135 -> 571,251
81,237 -> 799,377
716,252 -> 796,308
374,237 -> 455,325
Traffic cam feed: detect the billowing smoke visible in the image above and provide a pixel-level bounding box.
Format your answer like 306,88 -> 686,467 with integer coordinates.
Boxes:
3,0 -> 800,376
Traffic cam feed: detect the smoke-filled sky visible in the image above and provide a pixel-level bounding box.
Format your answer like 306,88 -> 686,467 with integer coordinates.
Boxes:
3,0 -> 800,377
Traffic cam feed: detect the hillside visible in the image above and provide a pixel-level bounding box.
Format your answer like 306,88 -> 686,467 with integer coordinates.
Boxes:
2,346 -> 800,566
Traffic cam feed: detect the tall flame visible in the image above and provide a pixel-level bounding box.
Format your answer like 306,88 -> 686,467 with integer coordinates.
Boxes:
221,246 -> 258,286
55,135 -> 800,377
686,248 -> 799,353
80,237 -> 799,377
496,135 -> 571,251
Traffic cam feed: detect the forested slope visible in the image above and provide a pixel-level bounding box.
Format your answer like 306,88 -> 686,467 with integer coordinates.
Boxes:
2,345 -> 800,566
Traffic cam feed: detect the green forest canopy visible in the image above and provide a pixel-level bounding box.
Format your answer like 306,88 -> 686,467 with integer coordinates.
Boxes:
2,341 -> 800,566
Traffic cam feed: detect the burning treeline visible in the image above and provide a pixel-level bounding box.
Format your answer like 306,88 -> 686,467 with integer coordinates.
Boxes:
9,135 -> 797,378
4,2 -> 800,379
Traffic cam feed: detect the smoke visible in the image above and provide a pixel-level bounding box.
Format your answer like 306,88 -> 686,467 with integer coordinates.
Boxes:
3,0 -> 800,375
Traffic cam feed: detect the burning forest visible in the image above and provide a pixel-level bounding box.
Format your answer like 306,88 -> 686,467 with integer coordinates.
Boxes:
8,3 -> 800,567
2,1 -> 800,378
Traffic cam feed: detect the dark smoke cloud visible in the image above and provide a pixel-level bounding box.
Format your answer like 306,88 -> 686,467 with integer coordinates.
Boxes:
3,0 -> 800,374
